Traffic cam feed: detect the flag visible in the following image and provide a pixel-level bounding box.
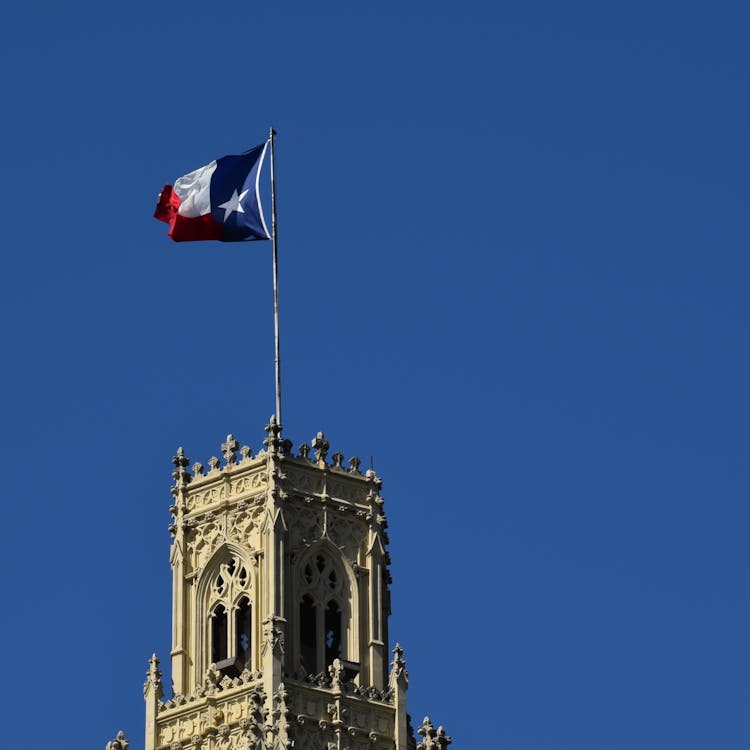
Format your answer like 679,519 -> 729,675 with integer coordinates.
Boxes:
154,143 -> 271,242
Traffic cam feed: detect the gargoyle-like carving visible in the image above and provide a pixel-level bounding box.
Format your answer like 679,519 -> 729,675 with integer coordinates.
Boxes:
105,730 -> 129,750
263,615 -> 286,655
208,456 -> 221,472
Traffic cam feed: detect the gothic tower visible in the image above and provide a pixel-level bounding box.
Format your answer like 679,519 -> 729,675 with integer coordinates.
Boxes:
107,418 -> 452,750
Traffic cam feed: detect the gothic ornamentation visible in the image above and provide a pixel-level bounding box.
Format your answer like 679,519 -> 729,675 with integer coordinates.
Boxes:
222,435 -> 239,466
262,615 -> 286,655
105,731 -> 129,750
416,717 -> 452,750
144,653 -> 164,700
172,447 -> 191,490
185,519 -> 224,571
312,432 -> 329,464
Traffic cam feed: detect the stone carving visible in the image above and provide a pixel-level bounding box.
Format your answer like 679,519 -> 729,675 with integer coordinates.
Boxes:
287,504 -> 325,550
264,414 -> 282,453
312,432 -> 329,464
263,615 -> 286,655
347,456 -> 362,475
298,443 -> 311,460
331,452 -> 345,469
185,519 -> 224,570
222,435 -> 239,466
326,515 -> 366,560
416,717 -> 451,750
240,445 -> 253,462
186,483 -> 227,512
192,461 -> 205,477
229,471 -> 266,496
227,505 -> 264,548
144,653 -> 163,699
390,643 -> 408,687
208,456 -> 221,472
172,447 -> 191,490
105,730 -> 129,750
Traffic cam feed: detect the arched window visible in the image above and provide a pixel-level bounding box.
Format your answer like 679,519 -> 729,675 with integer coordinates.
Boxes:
300,595 -> 318,674
325,600 -> 342,666
235,596 -> 252,668
205,553 -> 253,676
211,604 -> 227,664
297,550 -> 350,675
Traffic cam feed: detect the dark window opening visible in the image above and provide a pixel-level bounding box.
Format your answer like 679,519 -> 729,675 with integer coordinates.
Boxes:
227,558 -> 236,576
328,570 -> 337,590
324,600 -> 342,667
235,597 -> 252,668
316,555 -> 326,573
211,604 -> 227,664
304,563 -> 314,584
216,574 -> 225,594
300,595 -> 317,674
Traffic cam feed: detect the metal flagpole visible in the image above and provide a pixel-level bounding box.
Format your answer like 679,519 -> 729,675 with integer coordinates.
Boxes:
269,127 -> 282,428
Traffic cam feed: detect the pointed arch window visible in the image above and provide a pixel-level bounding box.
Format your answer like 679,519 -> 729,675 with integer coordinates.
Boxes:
298,551 -> 349,676
206,554 -> 253,676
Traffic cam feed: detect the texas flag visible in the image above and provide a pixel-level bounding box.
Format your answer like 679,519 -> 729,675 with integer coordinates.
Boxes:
154,143 -> 270,242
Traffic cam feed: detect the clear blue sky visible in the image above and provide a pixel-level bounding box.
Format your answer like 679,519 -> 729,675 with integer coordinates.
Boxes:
0,2 -> 747,748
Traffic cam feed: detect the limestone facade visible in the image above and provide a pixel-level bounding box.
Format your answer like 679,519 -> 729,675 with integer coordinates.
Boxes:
108,418 -> 452,750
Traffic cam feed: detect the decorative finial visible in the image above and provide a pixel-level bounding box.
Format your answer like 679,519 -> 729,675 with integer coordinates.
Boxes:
348,456 -> 362,475
331,451 -> 345,469
389,643 -> 409,687
240,445 -> 253,462
192,461 -> 204,477
312,432 -> 329,464
328,657 -> 345,690
207,456 -> 221,473
147,653 -> 162,682
264,414 -> 282,453
221,434 -> 239,466
105,730 -> 129,750
298,443 -> 311,460
143,653 -> 163,700
171,447 -> 191,488
417,717 -> 451,750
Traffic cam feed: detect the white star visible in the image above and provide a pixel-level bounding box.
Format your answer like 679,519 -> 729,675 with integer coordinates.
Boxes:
217,189 -> 249,221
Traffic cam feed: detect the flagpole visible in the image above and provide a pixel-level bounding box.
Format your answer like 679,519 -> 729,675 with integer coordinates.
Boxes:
269,127 -> 282,429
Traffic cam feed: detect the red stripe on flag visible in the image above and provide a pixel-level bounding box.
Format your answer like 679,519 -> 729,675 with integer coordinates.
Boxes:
154,184 -> 223,242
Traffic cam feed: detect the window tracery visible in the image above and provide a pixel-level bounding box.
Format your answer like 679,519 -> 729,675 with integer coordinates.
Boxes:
206,553 -> 253,674
297,551 -> 349,675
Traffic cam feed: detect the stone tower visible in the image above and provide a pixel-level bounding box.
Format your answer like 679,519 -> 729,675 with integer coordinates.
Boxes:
108,418 -> 452,750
